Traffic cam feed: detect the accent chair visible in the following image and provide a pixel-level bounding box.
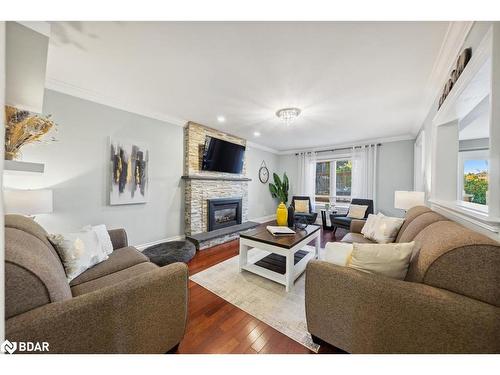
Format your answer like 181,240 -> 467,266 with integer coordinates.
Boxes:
291,196 -> 318,225
329,198 -> 373,235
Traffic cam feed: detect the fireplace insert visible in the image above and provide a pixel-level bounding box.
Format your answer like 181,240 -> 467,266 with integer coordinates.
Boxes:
207,197 -> 242,231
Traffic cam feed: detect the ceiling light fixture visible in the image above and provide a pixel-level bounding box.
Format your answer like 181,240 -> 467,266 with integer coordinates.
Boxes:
217,115 -> 226,123
253,131 -> 261,137
275,107 -> 301,126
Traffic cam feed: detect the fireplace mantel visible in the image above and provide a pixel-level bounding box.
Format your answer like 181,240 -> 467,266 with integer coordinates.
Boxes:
182,175 -> 252,182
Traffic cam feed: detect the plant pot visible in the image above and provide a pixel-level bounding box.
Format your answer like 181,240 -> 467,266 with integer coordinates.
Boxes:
276,202 -> 288,226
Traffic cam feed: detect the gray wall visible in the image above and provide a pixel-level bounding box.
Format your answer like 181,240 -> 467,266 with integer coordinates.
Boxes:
4,90 -> 185,247
376,140 -> 414,217
246,145 -> 280,219
3,90 -> 279,246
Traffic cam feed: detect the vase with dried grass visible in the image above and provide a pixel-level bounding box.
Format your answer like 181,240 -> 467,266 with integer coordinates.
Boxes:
4,106 -> 57,160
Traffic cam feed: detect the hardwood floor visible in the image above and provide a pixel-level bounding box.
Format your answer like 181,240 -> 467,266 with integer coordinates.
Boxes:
176,224 -> 349,354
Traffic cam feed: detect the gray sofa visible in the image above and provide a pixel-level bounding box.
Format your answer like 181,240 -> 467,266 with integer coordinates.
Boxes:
5,214 -> 188,354
305,206 -> 500,353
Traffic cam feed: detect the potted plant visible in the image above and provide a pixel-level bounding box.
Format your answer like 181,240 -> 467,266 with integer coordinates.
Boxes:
269,172 -> 290,226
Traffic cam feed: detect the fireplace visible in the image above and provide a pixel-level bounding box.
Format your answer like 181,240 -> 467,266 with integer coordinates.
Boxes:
207,197 -> 242,232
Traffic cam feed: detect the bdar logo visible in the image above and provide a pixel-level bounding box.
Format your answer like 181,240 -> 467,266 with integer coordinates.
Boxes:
1,340 -> 17,354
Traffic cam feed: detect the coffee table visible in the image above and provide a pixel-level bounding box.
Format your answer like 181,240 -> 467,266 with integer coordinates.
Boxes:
239,224 -> 321,292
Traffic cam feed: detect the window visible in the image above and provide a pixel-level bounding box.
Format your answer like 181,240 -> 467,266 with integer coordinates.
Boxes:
315,159 -> 352,203
458,150 -> 489,209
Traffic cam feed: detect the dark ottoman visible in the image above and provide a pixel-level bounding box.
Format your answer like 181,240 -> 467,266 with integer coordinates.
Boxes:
143,240 -> 196,266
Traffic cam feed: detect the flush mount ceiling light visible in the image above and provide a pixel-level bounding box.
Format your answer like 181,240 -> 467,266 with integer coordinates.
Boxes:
216,115 -> 226,123
275,107 -> 301,126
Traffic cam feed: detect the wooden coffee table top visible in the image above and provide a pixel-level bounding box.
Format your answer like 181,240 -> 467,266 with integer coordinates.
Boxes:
239,223 -> 320,249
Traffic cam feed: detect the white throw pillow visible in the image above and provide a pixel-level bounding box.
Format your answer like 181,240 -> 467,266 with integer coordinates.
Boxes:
48,229 -> 109,282
323,242 -> 353,266
368,214 -> 405,244
361,213 -> 383,238
346,204 -> 368,219
83,224 -> 114,255
347,241 -> 415,280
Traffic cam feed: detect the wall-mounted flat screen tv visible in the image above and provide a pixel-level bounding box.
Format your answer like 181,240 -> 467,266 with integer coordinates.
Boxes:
202,136 -> 245,174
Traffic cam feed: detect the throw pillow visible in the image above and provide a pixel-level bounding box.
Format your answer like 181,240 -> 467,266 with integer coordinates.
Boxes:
83,224 -> 114,255
48,229 -> 109,282
347,241 -> 415,280
323,242 -> 353,266
346,204 -> 368,219
294,199 -> 309,213
364,214 -> 405,244
361,213 -> 383,238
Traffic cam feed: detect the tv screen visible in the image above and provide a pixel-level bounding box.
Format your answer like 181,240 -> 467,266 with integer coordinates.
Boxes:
202,136 -> 245,174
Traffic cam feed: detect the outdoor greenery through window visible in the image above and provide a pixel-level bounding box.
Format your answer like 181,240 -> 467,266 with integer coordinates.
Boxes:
461,155 -> 489,206
315,159 -> 352,203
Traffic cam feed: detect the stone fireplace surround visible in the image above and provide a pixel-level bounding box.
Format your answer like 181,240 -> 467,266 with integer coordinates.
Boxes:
183,122 -> 258,249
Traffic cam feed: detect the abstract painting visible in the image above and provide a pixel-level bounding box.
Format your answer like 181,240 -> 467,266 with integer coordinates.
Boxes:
110,138 -> 149,205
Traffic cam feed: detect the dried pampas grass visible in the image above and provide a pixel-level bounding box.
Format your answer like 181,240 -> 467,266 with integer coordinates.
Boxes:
4,105 -> 57,160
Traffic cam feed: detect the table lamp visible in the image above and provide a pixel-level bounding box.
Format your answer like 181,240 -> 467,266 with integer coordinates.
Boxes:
4,189 -> 54,218
394,191 -> 425,211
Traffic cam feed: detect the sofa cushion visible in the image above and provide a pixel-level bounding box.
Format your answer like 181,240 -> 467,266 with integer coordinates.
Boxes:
406,220 -> 500,306
341,232 -> 375,244
396,211 -> 447,243
71,262 -> 159,296
395,205 -> 432,242
70,246 -> 149,286
5,216 -> 72,319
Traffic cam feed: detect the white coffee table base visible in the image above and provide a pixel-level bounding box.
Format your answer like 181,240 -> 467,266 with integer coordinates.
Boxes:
239,231 -> 320,292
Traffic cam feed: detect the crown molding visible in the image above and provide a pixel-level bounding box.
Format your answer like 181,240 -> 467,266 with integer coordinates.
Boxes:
246,141 -> 279,155
45,77 -> 187,127
277,134 -> 416,156
16,21 -> 51,37
412,21 -> 474,134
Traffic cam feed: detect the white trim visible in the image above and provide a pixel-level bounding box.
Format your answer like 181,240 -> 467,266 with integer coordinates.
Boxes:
430,199 -> 500,231
413,21 -> 474,134
249,214 -> 276,223
45,78 -> 187,127
16,21 -> 51,37
277,134 -> 415,155
246,141 -> 279,155
134,234 -> 186,251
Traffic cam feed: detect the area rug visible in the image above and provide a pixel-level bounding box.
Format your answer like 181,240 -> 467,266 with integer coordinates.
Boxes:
189,246 -> 321,352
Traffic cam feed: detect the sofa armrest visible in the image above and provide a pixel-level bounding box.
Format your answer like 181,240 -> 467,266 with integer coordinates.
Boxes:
108,228 -> 128,250
305,260 -> 500,353
6,263 -> 188,353
349,219 -> 366,233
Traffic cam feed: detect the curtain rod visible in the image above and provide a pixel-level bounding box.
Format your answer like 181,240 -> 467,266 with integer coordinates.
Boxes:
294,143 -> 382,156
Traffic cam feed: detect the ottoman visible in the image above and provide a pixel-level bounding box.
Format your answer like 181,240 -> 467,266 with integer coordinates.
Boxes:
143,240 -> 196,266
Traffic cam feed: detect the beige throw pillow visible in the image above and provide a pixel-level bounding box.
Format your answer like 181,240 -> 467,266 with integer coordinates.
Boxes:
49,229 -> 109,282
347,204 -> 368,219
323,242 -> 353,266
362,213 -> 405,243
347,241 -> 415,280
294,199 -> 309,213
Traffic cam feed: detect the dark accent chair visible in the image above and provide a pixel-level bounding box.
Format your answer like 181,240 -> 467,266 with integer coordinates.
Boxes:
291,196 -> 318,225
329,198 -> 373,235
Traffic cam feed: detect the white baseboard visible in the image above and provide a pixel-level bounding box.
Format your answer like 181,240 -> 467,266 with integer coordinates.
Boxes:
134,234 -> 186,251
250,214 -> 276,223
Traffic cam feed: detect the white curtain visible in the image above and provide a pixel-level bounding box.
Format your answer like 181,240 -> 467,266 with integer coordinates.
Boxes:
297,152 -> 317,207
351,144 -> 378,211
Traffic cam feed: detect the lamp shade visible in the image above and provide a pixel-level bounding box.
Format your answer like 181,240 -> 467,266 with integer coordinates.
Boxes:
4,189 -> 53,215
394,191 -> 425,210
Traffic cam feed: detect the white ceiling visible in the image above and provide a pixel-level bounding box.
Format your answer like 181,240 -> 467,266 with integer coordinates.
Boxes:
46,21 -> 449,152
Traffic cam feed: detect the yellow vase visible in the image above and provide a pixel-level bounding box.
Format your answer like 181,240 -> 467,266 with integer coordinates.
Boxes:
276,202 -> 288,226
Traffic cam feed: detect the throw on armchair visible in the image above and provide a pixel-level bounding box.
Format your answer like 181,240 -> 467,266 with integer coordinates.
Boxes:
330,198 -> 373,234
291,196 -> 318,224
